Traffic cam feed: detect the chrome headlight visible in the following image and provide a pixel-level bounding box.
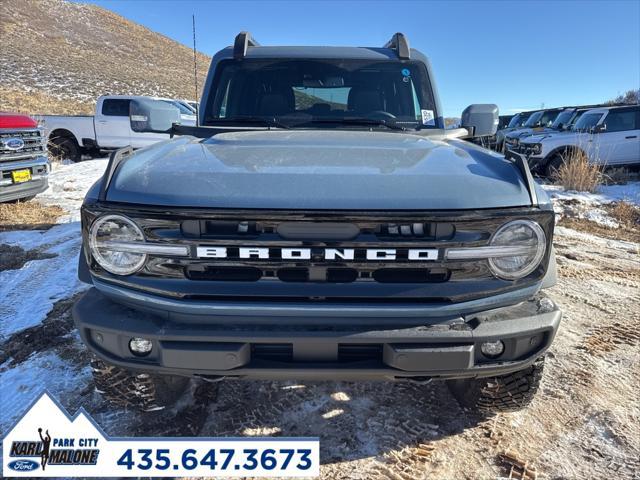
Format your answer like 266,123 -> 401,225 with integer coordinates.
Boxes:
89,214 -> 147,275
488,220 -> 546,279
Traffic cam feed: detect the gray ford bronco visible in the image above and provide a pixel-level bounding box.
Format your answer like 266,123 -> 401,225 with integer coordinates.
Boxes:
73,32 -> 561,413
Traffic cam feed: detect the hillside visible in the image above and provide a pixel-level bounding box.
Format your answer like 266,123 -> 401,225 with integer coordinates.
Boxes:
0,0 -> 211,115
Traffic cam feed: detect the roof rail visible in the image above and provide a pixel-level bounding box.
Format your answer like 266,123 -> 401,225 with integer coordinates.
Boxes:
233,31 -> 260,59
383,33 -> 410,59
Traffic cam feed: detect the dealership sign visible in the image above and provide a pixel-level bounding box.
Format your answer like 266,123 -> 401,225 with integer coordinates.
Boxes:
2,392 -> 319,477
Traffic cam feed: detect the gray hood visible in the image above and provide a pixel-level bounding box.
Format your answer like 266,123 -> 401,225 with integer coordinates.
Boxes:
106,130 -> 531,210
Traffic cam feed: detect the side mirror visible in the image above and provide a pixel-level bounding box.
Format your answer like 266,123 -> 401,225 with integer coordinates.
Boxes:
129,99 -> 181,133
461,104 -> 499,137
591,124 -> 606,134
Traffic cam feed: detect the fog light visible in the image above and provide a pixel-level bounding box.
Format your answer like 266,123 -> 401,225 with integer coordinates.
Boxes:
480,340 -> 505,358
129,337 -> 153,356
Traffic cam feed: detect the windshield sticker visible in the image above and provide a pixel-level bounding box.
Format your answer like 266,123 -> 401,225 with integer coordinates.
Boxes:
421,109 -> 435,126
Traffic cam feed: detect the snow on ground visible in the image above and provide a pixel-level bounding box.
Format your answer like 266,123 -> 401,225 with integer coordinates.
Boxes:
541,181 -> 640,206
0,159 -> 107,338
540,181 -> 640,229
0,351 -> 92,434
0,223 -> 84,337
36,158 -> 107,222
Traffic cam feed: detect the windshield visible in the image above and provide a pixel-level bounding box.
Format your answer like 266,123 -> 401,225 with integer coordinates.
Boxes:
551,110 -> 574,129
568,110 -> 586,130
160,100 -> 195,116
203,59 -> 439,129
508,112 -> 531,128
573,112 -> 603,131
524,111 -> 543,127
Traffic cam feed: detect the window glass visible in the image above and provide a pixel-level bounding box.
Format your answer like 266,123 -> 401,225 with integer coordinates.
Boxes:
524,111 -> 543,127
539,110 -> 560,127
603,110 -> 636,132
573,112 -> 603,131
102,99 -> 130,116
293,86 -> 350,112
551,110 -> 574,129
508,113 -> 529,128
204,59 -> 438,129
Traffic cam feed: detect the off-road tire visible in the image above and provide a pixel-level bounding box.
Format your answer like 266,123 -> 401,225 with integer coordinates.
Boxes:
91,358 -> 190,412
49,136 -> 81,163
545,154 -> 565,178
446,357 -> 545,413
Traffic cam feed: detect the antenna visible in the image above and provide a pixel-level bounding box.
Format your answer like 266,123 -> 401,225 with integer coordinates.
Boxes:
192,14 -> 199,126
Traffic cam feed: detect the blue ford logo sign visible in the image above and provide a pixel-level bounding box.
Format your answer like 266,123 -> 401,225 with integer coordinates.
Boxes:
8,459 -> 39,471
4,137 -> 25,150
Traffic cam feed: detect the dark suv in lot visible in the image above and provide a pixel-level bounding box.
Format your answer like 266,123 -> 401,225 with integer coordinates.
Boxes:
73,33 -> 561,414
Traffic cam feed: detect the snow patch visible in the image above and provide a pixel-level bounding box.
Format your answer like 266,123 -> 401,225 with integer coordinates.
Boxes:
540,181 -> 640,229
0,351 -> 91,434
541,181 -> 640,206
0,222 -> 87,338
36,158 -> 108,221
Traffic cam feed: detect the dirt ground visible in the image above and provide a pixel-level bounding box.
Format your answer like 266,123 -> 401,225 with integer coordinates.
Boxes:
1,218 -> 637,480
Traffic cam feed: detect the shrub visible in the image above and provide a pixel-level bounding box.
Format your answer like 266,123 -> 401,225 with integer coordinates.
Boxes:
553,149 -> 603,193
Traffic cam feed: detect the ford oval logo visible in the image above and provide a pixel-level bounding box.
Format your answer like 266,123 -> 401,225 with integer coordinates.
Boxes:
4,137 -> 25,151
8,459 -> 39,471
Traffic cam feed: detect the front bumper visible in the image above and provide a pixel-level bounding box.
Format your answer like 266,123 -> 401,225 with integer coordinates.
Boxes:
73,287 -> 561,381
0,156 -> 50,202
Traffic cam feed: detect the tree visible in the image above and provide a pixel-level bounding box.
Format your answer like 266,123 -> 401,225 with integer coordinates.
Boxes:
608,89 -> 640,105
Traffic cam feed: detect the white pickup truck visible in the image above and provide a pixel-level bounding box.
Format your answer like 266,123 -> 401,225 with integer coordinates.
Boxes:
38,95 -> 196,161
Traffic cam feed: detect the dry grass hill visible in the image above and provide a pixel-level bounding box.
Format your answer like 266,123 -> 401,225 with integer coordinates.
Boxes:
0,0 -> 211,115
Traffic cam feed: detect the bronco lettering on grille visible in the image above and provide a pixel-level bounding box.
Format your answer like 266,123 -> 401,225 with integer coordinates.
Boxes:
196,247 -> 439,261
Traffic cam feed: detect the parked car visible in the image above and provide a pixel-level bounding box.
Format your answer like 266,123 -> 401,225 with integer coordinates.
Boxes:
495,110 -> 535,152
504,107 -> 573,152
503,108 -> 564,152
0,112 -> 49,202
38,95 -> 196,162
73,32 -> 561,415
518,105 -> 640,175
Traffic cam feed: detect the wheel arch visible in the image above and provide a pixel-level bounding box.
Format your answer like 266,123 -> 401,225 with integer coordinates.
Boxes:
48,128 -> 79,145
543,145 -> 587,165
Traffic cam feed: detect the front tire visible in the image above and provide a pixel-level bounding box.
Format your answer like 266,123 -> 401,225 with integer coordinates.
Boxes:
447,357 -> 545,413
545,154 -> 565,178
91,358 -> 190,412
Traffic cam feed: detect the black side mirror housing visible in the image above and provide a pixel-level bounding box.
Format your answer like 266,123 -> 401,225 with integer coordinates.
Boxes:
592,124 -> 606,134
461,104 -> 499,138
130,99 -> 181,133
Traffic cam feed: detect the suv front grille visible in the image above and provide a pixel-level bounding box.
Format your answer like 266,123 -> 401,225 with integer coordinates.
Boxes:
83,206 -> 555,303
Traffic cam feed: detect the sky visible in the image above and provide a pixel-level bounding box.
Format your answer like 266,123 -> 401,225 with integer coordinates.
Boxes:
82,0 -> 639,117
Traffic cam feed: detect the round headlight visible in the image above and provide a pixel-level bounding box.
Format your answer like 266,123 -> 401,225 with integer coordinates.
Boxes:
89,215 -> 146,275
488,220 -> 546,280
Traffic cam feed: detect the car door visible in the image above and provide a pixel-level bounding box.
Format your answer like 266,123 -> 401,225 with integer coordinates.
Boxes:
614,108 -> 640,164
95,98 -> 132,148
596,108 -> 639,165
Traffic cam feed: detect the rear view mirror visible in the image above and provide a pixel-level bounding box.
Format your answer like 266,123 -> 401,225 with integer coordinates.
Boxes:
461,104 -> 499,138
129,99 -> 181,133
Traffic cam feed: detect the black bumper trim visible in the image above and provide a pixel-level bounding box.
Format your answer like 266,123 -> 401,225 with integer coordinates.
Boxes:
73,287 -> 561,380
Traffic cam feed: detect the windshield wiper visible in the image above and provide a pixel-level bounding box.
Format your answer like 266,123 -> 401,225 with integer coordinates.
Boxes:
302,117 -> 411,131
208,116 -> 291,129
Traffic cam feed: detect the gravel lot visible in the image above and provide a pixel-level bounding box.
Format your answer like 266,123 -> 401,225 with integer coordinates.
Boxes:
1,162 -> 638,479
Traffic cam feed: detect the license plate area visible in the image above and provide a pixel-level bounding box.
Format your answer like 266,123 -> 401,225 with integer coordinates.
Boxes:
11,169 -> 32,184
